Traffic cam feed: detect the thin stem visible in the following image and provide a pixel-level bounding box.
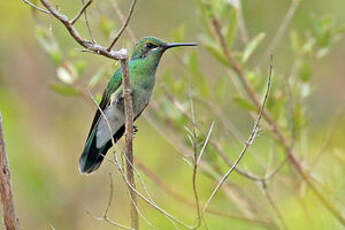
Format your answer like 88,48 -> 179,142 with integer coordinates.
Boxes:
111,0 -> 137,43
136,160 -> 277,229
0,112 -> 20,230
201,58 -> 272,215
210,15 -> 345,225
70,0 -> 93,25
39,0 -> 128,60
189,91 -> 202,228
80,0 -> 96,43
23,0 -> 50,14
107,0 -> 137,51
103,173 -> 114,218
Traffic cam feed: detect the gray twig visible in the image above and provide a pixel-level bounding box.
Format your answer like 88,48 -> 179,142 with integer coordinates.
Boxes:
80,0 -> 96,43
201,57 -> 273,215
70,0 -> 93,25
111,0 -> 137,43
107,0 -> 137,51
39,0 -> 128,60
23,0 -> 50,14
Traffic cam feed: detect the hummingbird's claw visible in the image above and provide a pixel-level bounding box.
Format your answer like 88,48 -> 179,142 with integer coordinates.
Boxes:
132,125 -> 138,138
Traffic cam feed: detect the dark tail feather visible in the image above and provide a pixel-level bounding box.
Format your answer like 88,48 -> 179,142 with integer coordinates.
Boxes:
79,126 -> 125,174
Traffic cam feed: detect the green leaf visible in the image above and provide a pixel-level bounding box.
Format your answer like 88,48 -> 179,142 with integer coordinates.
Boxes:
298,61 -> 312,82
95,93 -> 103,104
75,60 -> 87,75
225,8 -> 238,47
242,33 -> 266,63
233,95 -> 256,111
203,42 -> 230,67
35,26 -> 62,65
49,83 -> 81,96
50,50 -> 63,65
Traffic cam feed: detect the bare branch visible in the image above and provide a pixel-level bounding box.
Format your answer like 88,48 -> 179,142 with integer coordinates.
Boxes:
39,0 -> 128,60
211,14 -> 345,225
107,0 -> 137,51
136,160 -> 277,229
80,0 -> 96,43
23,0 -> 50,14
202,57 -> 273,216
70,0 -> 93,25
0,112 -> 20,230
111,0 -> 137,43
103,173 -> 114,218
121,57 -> 139,229
87,91 -> 194,229
189,91 -> 202,228
197,121 -> 215,165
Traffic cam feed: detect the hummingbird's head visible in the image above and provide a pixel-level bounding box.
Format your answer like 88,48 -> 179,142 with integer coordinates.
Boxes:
131,36 -> 197,60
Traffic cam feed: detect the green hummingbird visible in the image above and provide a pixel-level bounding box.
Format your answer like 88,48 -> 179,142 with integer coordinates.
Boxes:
79,36 -> 197,174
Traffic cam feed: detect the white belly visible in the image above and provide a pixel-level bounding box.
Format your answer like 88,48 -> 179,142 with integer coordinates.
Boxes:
95,87 -> 152,148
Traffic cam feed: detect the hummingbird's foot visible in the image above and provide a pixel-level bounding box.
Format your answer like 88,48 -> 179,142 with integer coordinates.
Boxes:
112,90 -> 134,105
133,125 -> 138,138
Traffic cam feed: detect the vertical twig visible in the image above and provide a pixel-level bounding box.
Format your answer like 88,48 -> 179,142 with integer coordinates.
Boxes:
107,0 -> 138,51
202,57 -> 273,216
0,112 -> 20,230
189,91 -> 202,228
111,0 -> 137,43
121,57 -> 139,229
80,0 -> 96,43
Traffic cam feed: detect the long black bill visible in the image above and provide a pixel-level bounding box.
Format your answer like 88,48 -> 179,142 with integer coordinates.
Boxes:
165,42 -> 198,49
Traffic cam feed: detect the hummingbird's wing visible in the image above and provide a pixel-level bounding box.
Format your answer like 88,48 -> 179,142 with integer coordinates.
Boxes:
79,68 -> 123,174
87,68 -> 123,138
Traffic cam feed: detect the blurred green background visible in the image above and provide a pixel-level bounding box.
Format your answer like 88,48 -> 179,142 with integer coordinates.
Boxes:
0,0 -> 344,229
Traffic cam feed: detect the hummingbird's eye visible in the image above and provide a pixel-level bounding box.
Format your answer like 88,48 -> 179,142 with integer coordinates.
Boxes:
145,43 -> 156,49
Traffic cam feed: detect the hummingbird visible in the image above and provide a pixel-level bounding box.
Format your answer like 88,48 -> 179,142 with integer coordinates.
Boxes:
79,36 -> 197,174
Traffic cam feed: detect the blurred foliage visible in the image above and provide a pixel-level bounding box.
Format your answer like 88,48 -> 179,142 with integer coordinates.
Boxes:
0,0 -> 345,229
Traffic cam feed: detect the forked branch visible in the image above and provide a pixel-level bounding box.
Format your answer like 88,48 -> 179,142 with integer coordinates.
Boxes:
38,0 -> 128,60
70,0 -> 93,25
202,57 -> 273,216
